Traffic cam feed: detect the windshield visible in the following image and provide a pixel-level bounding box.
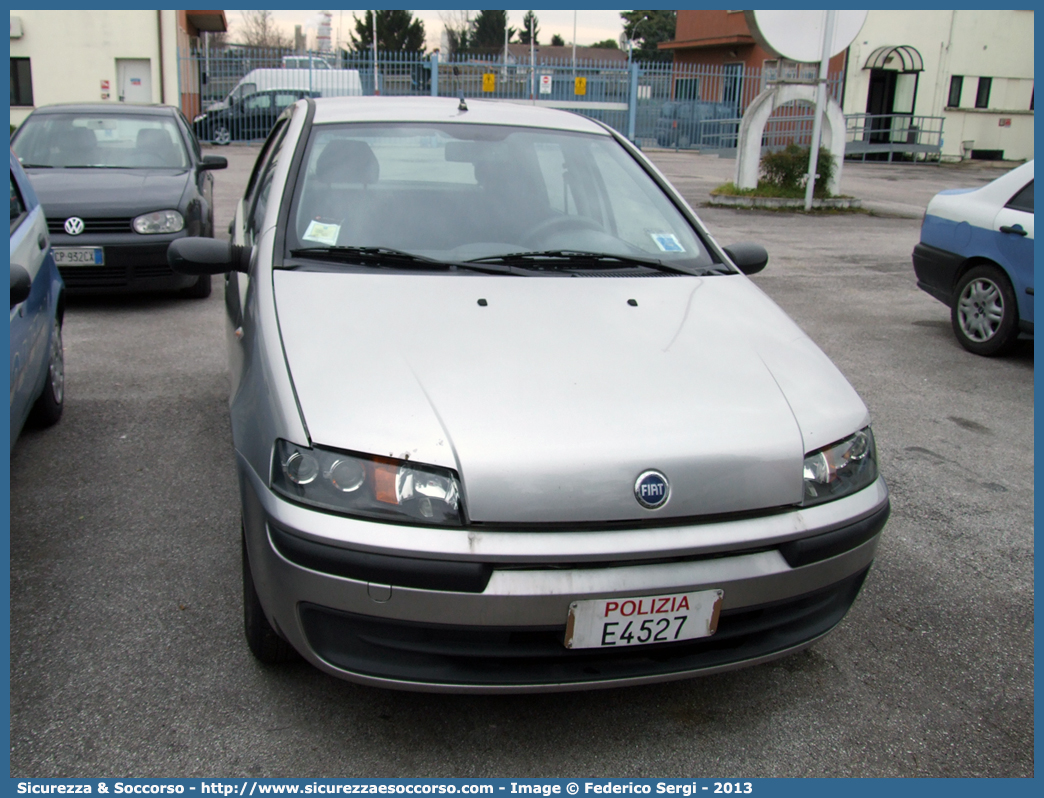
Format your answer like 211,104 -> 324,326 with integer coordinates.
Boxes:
12,113 -> 190,169
287,123 -> 718,269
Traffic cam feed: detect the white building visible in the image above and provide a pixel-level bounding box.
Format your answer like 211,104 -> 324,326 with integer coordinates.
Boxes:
843,9 -> 1034,161
10,10 -> 226,128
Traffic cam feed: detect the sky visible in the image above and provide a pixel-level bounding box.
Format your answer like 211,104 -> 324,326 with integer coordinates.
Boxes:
226,10 -> 628,52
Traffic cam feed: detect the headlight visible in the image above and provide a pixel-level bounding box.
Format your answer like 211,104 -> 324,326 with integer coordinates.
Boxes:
132,210 -> 184,235
193,114 -> 206,123
271,440 -> 464,526
801,427 -> 878,507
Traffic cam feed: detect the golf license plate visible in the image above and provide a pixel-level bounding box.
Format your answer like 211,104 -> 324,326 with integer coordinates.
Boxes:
565,589 -> 723,650
53,247 -> 104,266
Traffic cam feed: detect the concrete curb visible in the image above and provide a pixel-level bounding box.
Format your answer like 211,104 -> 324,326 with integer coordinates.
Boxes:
707,195 -> 862,210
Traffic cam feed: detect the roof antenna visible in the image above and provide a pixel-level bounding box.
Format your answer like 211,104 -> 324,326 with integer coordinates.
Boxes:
453,66 -> 467,111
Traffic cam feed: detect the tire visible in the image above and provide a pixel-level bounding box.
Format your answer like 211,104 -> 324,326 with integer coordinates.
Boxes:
950,264 -> 1020,356
181,273 -> 212,299
242,528 -> 298,664
28,323 -> 64,428
214,125 -> 232,146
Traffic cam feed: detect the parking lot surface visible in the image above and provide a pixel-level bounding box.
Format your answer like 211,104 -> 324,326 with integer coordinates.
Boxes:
9,143 -> 1032,777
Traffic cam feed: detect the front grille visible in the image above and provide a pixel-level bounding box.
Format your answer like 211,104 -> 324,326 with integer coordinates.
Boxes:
58,265 -> 128,288
135,263 -> 177,278
299,567 -> 870,687
49,217 -> 133,235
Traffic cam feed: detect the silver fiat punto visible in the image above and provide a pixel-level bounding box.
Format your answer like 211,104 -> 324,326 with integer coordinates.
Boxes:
169,97 -> 889,693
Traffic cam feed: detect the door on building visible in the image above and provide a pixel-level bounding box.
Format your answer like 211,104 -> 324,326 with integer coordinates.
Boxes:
866,68 -> 919,145
117,59 -> 152,103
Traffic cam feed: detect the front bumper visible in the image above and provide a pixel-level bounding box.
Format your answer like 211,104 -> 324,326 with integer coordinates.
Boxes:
50,231 -> 199,293
240,456 -> 889,693
912,242 -> 963,306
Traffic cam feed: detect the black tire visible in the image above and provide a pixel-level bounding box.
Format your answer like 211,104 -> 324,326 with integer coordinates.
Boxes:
181,273 -> 212,299
28,323 -> 64,428
242,528 -> 298,664
950,264 -> 1019,356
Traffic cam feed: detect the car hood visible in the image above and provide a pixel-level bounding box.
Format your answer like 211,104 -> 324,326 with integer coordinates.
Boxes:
274,271 -> 869,524
26,168 -> 190,217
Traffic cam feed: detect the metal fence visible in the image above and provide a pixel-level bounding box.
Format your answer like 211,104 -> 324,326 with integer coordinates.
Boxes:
178,45 -> 938,162
845,114 -> 944,161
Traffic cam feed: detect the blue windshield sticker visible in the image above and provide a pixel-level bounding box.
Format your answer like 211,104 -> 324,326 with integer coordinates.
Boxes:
651,233 -> 684,252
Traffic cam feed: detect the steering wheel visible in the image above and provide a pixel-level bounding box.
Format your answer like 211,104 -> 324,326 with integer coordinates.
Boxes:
522,215 -> 604,247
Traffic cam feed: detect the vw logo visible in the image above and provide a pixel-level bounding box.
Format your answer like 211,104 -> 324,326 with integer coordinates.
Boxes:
634,470 -> 670,509
64,217 -> 85,236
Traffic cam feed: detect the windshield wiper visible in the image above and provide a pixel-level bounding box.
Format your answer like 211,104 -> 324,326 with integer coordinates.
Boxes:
287,246 -> 518,276
468,250 -> 698,275
18,163 -> 53,168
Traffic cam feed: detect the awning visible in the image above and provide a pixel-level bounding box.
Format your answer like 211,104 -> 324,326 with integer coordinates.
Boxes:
863,45 -> 923,72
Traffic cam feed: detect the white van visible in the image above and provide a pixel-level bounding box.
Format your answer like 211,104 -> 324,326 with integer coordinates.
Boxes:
282,55 -> 334,70
207,68 -> 363,111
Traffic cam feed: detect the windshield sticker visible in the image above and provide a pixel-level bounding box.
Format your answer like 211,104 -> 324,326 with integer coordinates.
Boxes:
651,233 -> 685,253
303,219 -> 341,246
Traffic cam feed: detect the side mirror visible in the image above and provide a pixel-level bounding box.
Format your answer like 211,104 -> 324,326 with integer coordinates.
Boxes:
11,263 -> 32,306
723,242 -> 769,276
167,237 -> 249,275
200,155 -> 227,171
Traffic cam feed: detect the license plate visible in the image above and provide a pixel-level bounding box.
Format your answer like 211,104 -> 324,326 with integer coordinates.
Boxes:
564,589 -> 723,650
53,247 -> 104,266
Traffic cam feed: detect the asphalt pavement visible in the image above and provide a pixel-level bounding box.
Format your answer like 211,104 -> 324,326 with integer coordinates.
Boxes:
9,143 -> 1033,778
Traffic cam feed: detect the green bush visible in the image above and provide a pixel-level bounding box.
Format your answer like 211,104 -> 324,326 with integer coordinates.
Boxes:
760,143 -> 835,198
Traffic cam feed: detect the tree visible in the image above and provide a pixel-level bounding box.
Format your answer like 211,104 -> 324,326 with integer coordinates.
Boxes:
550,33 -> 565,47
237,10 -> 292,50
439,10 -> 471,55
470,10 -> 513,52
620,10 -> 676,62
350,10 -> 425,52
518,11 -> 539,45
590,38 -> 619,50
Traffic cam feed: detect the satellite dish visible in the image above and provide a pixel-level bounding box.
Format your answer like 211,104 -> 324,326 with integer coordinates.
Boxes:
745,10 -> 867,63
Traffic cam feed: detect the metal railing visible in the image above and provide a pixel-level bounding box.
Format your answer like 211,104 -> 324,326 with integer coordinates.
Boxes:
845,114 -> 945,160
178,45 -> 938,162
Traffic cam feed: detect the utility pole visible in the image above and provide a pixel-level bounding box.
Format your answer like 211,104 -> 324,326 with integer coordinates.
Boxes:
530,15 -> 535,101
572,11 -> 577,76
803,10 -> 837,211
372,10 -> 378,95
503,12 -> 509,78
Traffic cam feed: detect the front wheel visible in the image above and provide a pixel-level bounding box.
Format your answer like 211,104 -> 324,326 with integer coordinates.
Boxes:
213,125 -> 232,146
242,528 -> 298,664
28,323 -> 64,428
951,264 -> 1019,356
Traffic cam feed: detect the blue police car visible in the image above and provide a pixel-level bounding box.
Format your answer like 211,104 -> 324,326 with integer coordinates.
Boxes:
10,148 -> 65,446
913,160 -> 1033,356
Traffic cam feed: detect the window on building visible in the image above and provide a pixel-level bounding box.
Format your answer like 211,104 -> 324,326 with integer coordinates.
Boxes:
975,77 -> 992,109
10,58 -> 33,107
673,78 -> 699,101
947,76 -> 963,108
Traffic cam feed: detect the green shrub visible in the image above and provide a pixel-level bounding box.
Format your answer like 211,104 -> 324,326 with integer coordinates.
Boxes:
760,143 -> 835,198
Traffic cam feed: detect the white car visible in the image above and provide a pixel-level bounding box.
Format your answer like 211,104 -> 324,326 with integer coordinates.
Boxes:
168,97 -> 889,692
